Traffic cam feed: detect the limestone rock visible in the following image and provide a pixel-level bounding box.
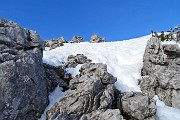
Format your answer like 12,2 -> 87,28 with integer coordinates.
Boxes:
46,63 -> 117,120
121,92 -> 156,120
90,34 -> 105,43
45,38 -> 65,50
177,32 -> 180,43
71,36 -> 83,43
140,76 -> 158,98
57,36 -> 68,43
80,109 -> 124,120
0,19 -> 48,120
140,37 -> 180,109
64,54 -> 92,68
78,63 -> 117,84
44,63 -> 68,92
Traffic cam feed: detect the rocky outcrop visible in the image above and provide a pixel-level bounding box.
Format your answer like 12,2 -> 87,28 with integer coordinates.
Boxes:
90,34 -> 105,43
140,37 -> 180,109
45,37 -> 67,50
44,63 -> 68,92
177,32 -> 180,43
64,54 -> 92,68
57,36 -> 68,43
0,19 -> 48,119
46,63 -> 119,120
71,36 -> 83,43
120,92 -> 156,120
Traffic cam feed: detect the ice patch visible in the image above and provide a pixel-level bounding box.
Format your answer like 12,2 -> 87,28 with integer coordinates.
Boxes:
154,95 -> 180,120
65,64 -> 82,77
38,86 -> 66,120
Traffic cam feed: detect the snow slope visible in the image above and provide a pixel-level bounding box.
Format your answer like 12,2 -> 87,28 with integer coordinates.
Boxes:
42,35 -> 180,120
43,35 -> 151,92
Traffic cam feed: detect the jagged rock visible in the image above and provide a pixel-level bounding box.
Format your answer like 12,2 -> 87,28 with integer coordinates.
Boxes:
140,37 -> 180,109
78,63 -> 117,84
64,54 -> 92,68
80,109 -> 124,120
45,38 -> 64,50
141,37 -> 167,76
46,63 -> 118,120
177,32 -> 180,43
90,34 -> 105,43
172,90 -> 180,109
57,36 -> 68,43
43,63 -> 68,92
155,87 -> 172,106
163,44 -> 180,59
121,92 -> 156,120
0,19 -> 48,119
140,76 -> 158,98
71,36 -> 83,43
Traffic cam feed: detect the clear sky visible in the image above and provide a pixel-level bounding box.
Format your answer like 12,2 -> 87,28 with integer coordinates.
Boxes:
1,0 -> 180,41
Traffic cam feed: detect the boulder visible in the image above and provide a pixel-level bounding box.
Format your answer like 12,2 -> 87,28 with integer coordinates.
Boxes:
90,34 -> 105,43
45,39 -> 64,50
64,54 -> 92,68
177,32 -> 180,43
57,36 -> 68,43
121,92 -> 156,120
80,109 -> 124,120
71,36 -> 83,43
46,63 -> 118,120
140,37 -> 180,109
43,63 -> 68,92
0,19 -> 48,119
78,63 -> 117,84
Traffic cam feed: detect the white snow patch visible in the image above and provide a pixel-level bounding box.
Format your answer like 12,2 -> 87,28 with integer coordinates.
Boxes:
154,95 -> 180,120
43,35 -> 151,92
162,41 -> 180,47
65,64 -> 82,77
38,86 -> 66,120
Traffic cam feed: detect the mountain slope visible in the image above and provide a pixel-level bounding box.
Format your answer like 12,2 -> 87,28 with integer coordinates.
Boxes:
42,35 -> 180,120
43,35 -> 151,92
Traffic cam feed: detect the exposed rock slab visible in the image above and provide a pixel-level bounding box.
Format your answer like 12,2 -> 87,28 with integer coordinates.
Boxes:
121,92 -> 156,120
0,19 -> 48,120
140,37 -> 180,109
46,63 -> 118,120
44,63 -> 68,92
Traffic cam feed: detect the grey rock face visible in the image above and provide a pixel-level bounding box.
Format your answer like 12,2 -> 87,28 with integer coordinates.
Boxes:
46,63 -> 118,120
140,76 -> 158,98
90,34 -> 105,43
0,19 -> 48,119
140,37 -> 180,109
44,63 -> 68,92
64,54 -> 92,68
71,36 -> 83,43
121,92 -> 156,120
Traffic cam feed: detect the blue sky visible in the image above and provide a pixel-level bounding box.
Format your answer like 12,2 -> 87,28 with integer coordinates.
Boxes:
1,0 -> 180,41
